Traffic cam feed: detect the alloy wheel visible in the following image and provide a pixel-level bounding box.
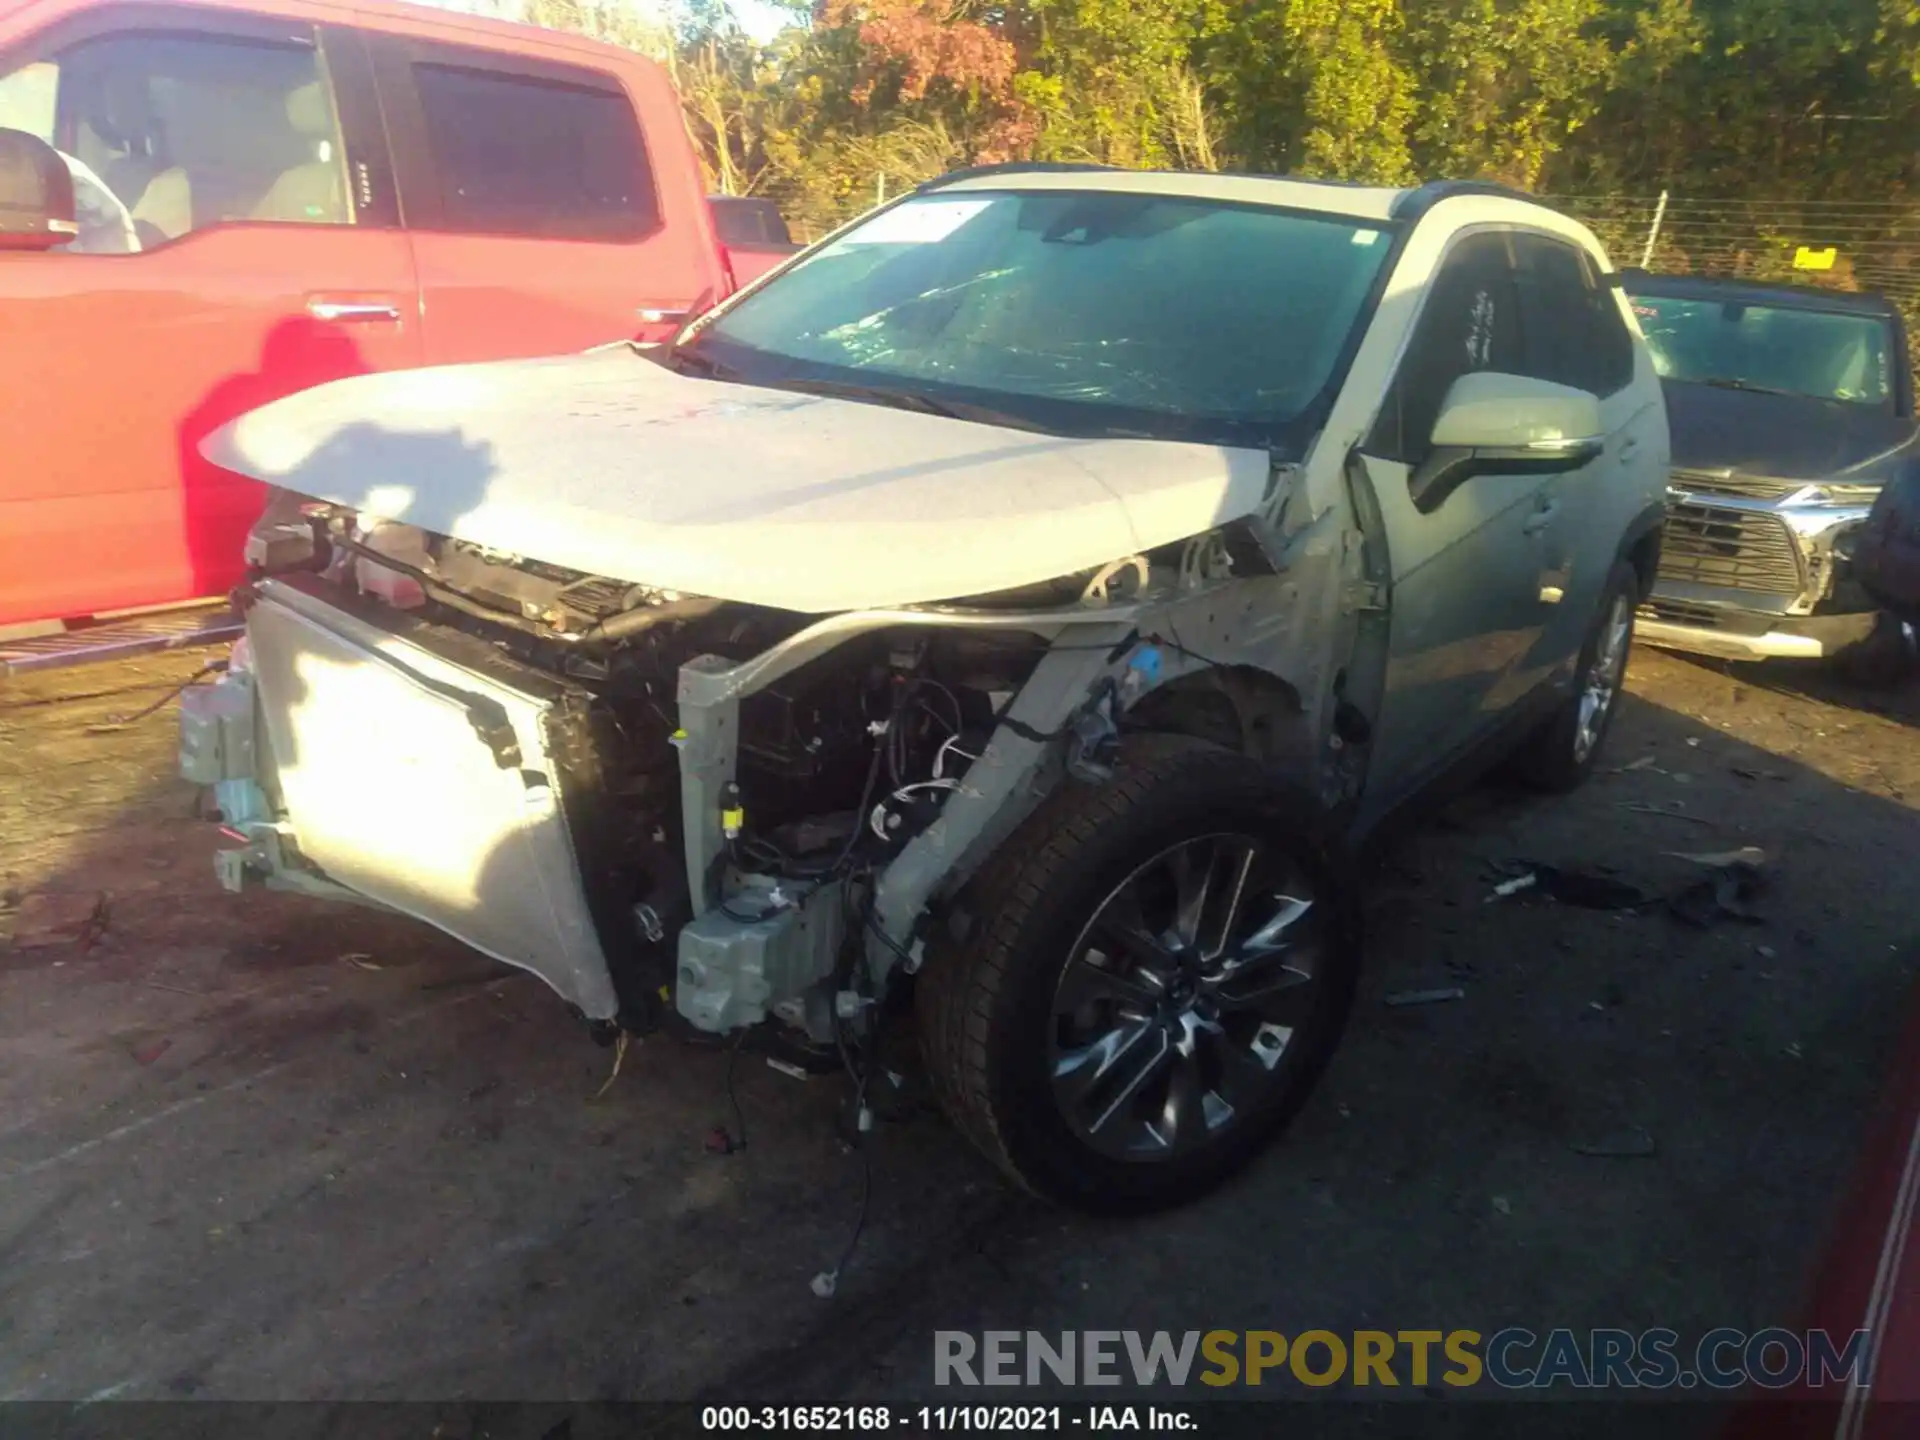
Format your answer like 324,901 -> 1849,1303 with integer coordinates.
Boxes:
1574,593 -> 1632,764
1047,833 -> 1327,1162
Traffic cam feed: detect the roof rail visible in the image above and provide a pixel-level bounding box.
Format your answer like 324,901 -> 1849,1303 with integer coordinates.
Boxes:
916,162 -> 1117,192
1389,179 -> 1537,222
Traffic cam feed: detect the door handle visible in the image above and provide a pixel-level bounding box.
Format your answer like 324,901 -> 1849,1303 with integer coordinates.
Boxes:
307,299 -> 402,323
1617,436 -> 1641,464
637,307 -> 691,324
1522,500 -> 1561,536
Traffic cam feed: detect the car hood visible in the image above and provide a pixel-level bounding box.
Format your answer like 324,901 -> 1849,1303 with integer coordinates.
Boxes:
201,347 -> 1273,613
1661,378 -> 1920,481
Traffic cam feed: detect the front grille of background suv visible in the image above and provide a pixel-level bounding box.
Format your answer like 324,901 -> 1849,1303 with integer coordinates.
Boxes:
1656,501 -> 1806,597
1668,468 -> 1805,501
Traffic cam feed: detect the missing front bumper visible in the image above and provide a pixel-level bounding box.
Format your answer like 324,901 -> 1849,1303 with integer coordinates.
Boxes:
208,578 -> 624,1019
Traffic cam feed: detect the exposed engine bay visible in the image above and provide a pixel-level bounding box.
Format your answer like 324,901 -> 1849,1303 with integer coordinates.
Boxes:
187,488 -> 1350,1052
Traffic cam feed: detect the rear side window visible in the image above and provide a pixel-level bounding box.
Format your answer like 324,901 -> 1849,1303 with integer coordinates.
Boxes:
1514,233 -> 1633,397
411,62 -> 656,241
1370,231 -> 1524,462
711,196 -> 789,247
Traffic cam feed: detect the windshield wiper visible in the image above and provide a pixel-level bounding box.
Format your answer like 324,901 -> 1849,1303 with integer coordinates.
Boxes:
660,346 -> 743,382
769,377 -> 1057,433
1697,377 -> 1823,401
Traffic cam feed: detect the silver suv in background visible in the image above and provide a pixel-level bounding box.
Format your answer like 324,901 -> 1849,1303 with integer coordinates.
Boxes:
1624,271 -> 1918,668
182,172 -> 1670,1210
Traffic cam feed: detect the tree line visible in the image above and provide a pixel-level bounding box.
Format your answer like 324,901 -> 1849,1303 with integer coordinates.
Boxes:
526,0 -> 1920,268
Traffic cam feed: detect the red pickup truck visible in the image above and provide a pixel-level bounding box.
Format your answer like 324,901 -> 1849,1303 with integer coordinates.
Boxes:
0,0 -> 788,636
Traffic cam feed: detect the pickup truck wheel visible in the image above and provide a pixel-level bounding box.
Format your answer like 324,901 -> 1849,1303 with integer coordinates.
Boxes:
916,734 -> 1359,1213
1834,613 -> 1918,688
1511,560 -> 1639,793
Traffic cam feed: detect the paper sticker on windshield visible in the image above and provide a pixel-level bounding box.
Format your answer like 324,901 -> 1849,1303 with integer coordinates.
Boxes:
1350,227 -> 1384,246
840,199 -> 990,246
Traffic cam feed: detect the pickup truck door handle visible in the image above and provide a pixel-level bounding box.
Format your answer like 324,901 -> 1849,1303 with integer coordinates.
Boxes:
307,298 -> 403,323
1522,498 -> 1561,536
1617,436 -> 1642,464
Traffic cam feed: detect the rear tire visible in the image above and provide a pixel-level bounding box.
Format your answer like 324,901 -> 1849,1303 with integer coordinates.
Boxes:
1511,560 -> 1639,792
916,734 -> 1360,1213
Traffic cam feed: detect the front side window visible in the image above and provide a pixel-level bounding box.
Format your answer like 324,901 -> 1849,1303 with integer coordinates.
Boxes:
0,29 -> 349,254
686,189 -> 1394,448
411,61 -> 656,242
1630,294 -> 1894,408
1514,234 -> 1634,398
1368,231 -> 1524,463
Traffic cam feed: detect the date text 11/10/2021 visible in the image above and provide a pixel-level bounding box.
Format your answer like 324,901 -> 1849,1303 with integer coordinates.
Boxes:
700,1405 -> 1195,1431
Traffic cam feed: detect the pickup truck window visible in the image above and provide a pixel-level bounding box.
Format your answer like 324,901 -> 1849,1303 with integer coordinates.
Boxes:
691,189 -> 1391,448
1,29 -> 350,251
1633,295 -> 1894,408
411,60 -> 655,242
711,194 -> 791,247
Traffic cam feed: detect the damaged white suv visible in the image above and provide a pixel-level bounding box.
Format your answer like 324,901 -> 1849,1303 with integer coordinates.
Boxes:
181,169 -> 1670,1211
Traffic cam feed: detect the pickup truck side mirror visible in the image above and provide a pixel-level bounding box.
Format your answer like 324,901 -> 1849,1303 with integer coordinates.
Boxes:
1409,371 -> 1604,513
0,127 -> 77,252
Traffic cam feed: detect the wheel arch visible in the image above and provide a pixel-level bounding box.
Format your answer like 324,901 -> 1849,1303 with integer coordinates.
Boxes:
1619,498 -> 1667,599
1123,664 -> 1315,772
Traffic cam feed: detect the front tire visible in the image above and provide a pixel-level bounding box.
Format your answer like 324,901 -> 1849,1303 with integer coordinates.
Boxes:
1511,560 -> 1639,792
916,734 -> 1360,1213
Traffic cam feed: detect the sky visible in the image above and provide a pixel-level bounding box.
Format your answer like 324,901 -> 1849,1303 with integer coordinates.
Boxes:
727,0 -> 797,42
413,0 -> 798,43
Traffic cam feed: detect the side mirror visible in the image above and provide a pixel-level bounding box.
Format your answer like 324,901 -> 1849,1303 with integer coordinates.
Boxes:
1409,371 -> 1604,513
0,127 -> 76,252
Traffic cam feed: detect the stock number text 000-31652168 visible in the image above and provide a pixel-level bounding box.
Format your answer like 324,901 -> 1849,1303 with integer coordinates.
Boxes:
700,1405 -> 1092,1431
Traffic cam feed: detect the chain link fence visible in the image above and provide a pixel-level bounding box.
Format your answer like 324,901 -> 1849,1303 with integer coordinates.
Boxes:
752,180 -> 1920,331
764,183 -> 1920,307
1544,193 -> 1920,320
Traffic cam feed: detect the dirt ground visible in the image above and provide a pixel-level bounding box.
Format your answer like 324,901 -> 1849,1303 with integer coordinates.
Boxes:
1,641 -> 1916,1420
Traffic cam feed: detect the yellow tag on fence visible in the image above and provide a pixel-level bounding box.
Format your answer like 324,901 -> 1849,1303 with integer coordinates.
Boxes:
1793,246 -> 1838,272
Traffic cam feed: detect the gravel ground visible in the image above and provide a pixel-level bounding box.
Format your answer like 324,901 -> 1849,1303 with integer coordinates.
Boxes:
0,642 -> 1915,1425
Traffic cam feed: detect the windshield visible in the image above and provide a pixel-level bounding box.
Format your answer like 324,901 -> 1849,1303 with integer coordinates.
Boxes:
1630,294 -> 1895,407
682,189 -> 1394,448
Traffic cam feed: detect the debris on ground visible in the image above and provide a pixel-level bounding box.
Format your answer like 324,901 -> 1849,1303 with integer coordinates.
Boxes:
1485,847 -> 1774,927
1615,801 -> 1714,825
1384,986 -> 1467,1007
1667,846 -> 1768,868
1668,858 -> 1768,929
1572,1126 -> 1658,1159
1488,873 -> 1539,901
9,890 -> 109,949
1491,1195 -> 1513,1216
1485,862 -> 1652,910
1611,754 -> 1667,775
131,1037 -> 172,1066
590,1031 -> 630,1101
338,952 -> 384,971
